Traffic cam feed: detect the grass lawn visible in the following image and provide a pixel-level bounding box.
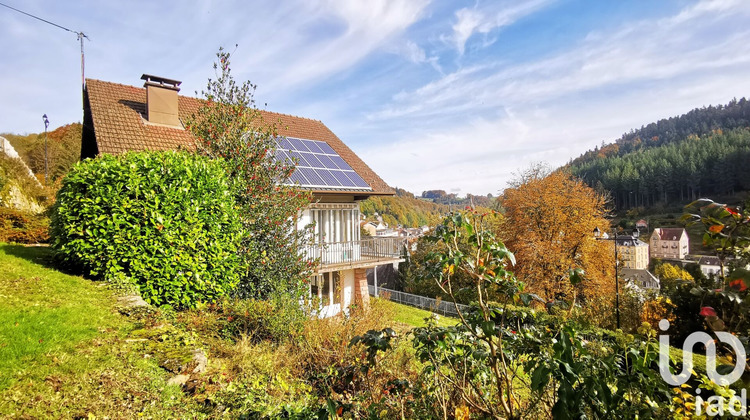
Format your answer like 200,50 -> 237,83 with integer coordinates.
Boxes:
0,243 -> 195,418
375,298 -> 458,328
0,243 -> 455,418
0,245 -> 118,388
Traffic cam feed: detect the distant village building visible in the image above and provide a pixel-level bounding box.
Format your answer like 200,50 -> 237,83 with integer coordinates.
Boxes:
636,219 -> 648,231
698,256 -> 727,277
376,228 -> 399,237
616,236 -> 650,270
649,228 -> 689,260
621,268 -> 660,290
360,221 -> 378,237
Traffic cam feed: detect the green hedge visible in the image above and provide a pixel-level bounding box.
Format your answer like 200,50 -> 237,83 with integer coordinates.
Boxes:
51,151 -> 243,308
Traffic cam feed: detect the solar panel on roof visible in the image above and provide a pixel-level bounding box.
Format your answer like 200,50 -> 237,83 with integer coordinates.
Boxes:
300,152 -> 323,168
316,142 -> 336,155
273,149 -> 288,161
298,167 -> 325,186
301,139 -> 324,154
331,170 -> 354,187
278,138 -> 294,150
330,156 -> 350,170
273,137 -> 372,191
345,171 -> 370,188
289,170 -> 308,185
288,138 -> 309,152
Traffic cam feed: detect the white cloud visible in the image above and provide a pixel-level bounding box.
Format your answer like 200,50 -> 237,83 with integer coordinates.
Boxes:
445,0 -> 552,55
451,8 -> 483,55
403,40 -> 427,63
371,0 -> 750,122
0,0 -> 431,133
234,0 -> 431,94
358,0 -> 750,194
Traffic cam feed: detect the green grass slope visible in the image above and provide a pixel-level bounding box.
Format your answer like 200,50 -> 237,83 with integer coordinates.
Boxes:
0,244 -> 194,417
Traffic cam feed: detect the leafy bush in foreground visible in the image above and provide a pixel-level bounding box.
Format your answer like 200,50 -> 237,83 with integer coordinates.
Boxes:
51,151 -> 243,307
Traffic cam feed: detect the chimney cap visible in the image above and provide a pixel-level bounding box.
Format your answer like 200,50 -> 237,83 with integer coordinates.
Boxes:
141,74 -> 181,91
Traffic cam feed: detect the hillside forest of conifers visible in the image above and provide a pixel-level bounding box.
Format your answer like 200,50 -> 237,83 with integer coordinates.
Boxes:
568,98 -> 750,210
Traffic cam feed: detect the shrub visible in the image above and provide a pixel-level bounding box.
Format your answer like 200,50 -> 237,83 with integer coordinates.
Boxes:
0,207 -> 49,243
50,151 -> 243,308
295,299 -> 398,388
178,297 -> 306,344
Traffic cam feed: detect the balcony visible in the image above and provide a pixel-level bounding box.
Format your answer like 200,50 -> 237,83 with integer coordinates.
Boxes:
302,237 -> 405,272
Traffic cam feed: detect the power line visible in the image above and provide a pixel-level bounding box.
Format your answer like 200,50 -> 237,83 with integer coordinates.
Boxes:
0,1 -> 80,35
0,1 -> 89,106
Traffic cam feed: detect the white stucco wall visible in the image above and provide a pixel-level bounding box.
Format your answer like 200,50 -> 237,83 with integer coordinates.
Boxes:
342,269 -> 354,309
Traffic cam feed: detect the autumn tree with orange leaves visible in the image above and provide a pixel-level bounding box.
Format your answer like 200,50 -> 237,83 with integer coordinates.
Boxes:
498,168 -> 616,316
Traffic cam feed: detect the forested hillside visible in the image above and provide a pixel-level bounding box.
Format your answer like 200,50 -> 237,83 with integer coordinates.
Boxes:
420,189 -> 495,207
1,123 -> 82,183
360,188 -> 450,227
568,98 -> 750,209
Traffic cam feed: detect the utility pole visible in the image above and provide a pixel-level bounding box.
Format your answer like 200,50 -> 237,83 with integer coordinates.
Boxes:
594,227 -> 639,330
43,114 -> 49,184
77,31 -> 88,106
614,234 -> 620,330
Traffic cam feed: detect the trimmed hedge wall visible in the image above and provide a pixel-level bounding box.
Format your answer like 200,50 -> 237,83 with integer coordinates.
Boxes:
51,151 -> 243,307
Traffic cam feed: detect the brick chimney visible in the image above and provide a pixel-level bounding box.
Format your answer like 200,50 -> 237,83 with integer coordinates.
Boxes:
141,74 -> 182,127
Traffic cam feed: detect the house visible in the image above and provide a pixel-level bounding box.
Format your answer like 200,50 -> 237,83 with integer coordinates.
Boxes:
649,228 -> 689,261
698,256 -> 727,278
621,268 -> 660,290
636,219 -> 648,231
616,236 -> 650,270
360,221 -> 378,237
81,74 -> 403,317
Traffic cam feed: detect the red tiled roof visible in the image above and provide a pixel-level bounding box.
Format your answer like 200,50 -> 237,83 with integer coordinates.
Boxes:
653,228 -> 686,241
85,78 -> 393,195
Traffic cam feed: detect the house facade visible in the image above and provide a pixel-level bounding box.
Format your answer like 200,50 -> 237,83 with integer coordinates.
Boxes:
698,256 -> 727,278
616,236 -> 649,270
621,268 -> 660,290
82,75 -> 402,317
649,228 -> 689,261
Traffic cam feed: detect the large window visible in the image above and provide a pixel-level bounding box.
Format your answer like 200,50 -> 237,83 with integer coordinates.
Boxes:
309,205 -> 360,244
310,271 -> 341,306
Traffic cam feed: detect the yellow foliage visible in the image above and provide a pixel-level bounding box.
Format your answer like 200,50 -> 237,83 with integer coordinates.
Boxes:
455,405 -> 470,420
641,295 -> 676,330
654,263 -> 694,291
498,170 -> 615,307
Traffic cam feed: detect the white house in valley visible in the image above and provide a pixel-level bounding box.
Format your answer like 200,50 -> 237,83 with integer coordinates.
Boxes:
649,228 -> 690,261
81,74 -> 403,317
698,256 -> 727,278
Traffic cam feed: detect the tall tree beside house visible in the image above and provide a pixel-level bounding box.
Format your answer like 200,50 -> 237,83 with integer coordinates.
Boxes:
186,48 -> 312,299
498,169 -> 616,317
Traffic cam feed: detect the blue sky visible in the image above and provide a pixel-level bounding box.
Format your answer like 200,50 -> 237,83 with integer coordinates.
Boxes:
2,0 -> 749,195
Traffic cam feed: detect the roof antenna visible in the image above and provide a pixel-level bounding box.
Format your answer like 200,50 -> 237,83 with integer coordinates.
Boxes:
0,2 -> 90,106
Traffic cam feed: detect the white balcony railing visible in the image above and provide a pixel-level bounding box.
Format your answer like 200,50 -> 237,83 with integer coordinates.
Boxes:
302,237 -> 404,267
